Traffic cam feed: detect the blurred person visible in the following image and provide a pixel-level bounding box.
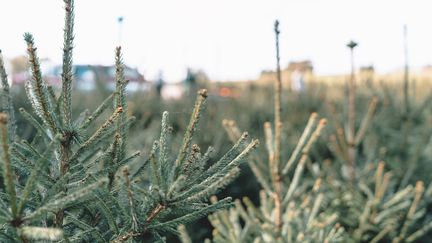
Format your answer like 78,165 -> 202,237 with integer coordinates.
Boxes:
184,68 -> 197,96
155,70 -> 165,97
291,69 -> 305,92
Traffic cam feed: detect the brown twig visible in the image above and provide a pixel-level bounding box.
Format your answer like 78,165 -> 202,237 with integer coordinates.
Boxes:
273,20 -> 283,236
346,40 -> 358,182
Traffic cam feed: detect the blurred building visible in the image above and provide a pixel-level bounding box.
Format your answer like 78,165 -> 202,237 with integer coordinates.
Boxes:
257,60 -> 314,90
359,65 -> 375,86
39,64 -> 147,92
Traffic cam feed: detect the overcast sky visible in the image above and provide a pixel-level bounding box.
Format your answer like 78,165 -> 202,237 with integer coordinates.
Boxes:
1,0 -> 431,81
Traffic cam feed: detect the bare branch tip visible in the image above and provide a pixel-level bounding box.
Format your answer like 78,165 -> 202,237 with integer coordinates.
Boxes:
23,33 -> 34,44
122,166 -> 130,175
0,113 -> 8,124
274,20 -> 280,33
241,132 -> 249,139
416,181 -> 424,192
319,119 -> 327,125
198,89 -> 208,98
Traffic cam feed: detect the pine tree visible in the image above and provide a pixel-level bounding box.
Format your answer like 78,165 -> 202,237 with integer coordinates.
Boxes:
182,20 -> 432,243
192,20 -> 344,243
0,0 -> 258,241
323,40 -> 432,242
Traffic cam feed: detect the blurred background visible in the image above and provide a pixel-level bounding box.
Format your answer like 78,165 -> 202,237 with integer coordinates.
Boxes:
1,0 -> 432,87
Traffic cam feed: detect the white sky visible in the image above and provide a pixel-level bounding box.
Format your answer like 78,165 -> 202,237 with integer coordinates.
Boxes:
1,0 -> 432,81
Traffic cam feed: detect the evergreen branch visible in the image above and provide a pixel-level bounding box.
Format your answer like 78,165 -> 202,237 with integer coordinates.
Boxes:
146,203 -> 166,225
150,141 -> 162,188
17,154 -> 50,215
110,231 -> 140,243
24,179 -> 107,220
222,119 -> 242,144
370,225 -> 393,243
122,167 -> 138,231
167,175 -> 186,199
159,111 -> 169,191
396,181 -> 424,241
24,33 -> 58,135
197,132 -> 249,182
346,40 -> 357,182
18,108 -> 50,142
0,50 -> 16,142
0,113 -> 18,218
374,201 -> 411,223
174,89 -> 207,177
206,139 -> 259,184
94,194 -> 119,234
183,168 -> 240,203
114,47 -> 128,159
75,109 -> 90,126
382,185 -> 413,209
107,133 -> 122,189
264,122 -> 274,174
178,224 -> 192,243
399,125 -> 432,189
80,92 -> 116,130
282,112 -> 318,175
10,147 -> 51,183
0,231 -> 18,242
57,17 -> 77,224
119,151 -> 141,176
282,155 -> 307,205
19,140 -> 43,159
20,226 -> 63,241
81,116 -> 135,161
273,20 -> 282,171
148,197 -> 233,231
181,144 -> 202,181
406,220 -> 432,242
70,107 -> 123,162
306,193 -> 324,229
65,212 -> 105,241
242,197 -> 271,225
222,120 -> 272,194
272,23 -> 283,236
301,118 -> 327,154
354,97 -> 378,145
234,199 -> 251,223
173,138 -> 258,203
377,172 -> 391,203
264,118 -> 283,235
61,0 -> 75,128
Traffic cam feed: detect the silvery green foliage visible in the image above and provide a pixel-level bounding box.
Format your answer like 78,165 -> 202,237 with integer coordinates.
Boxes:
107,90 -> 259,242
325,161 -> 432,243
201,115 -> 344,243
0,0 -> 258,241
198,23 -> 345,242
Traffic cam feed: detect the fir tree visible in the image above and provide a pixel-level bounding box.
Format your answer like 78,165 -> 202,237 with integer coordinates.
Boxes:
194,20 -> 343,243
0,0 -> 258,241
